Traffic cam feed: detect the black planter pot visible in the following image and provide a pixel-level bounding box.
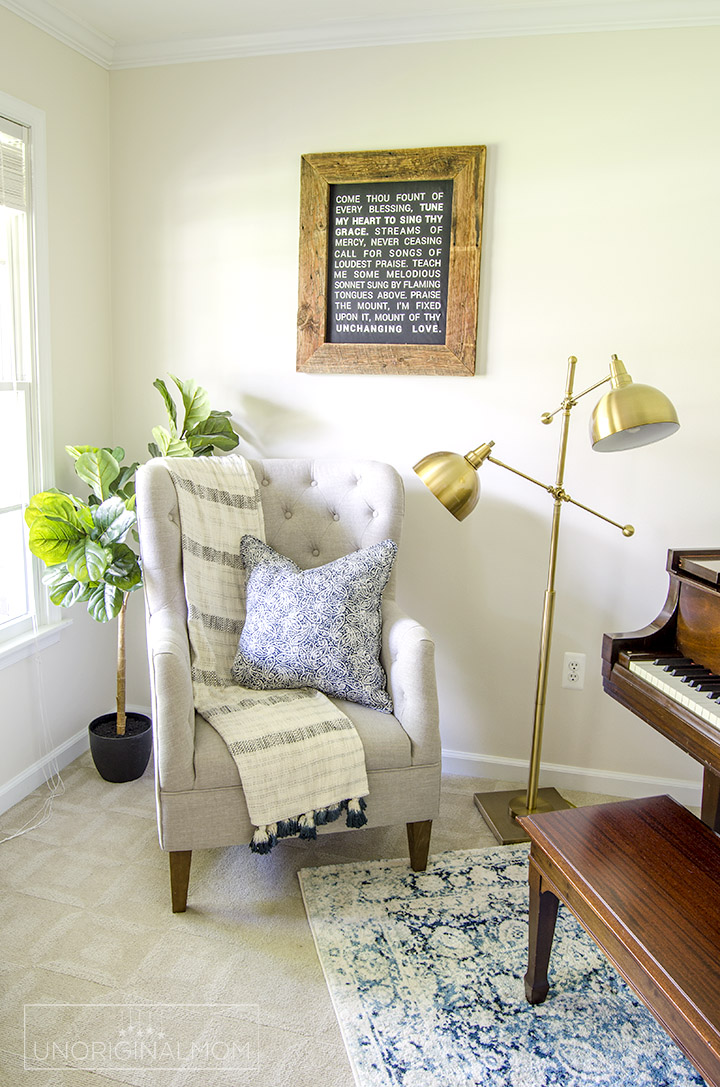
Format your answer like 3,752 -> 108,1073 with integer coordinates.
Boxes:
88,712 -> 153,783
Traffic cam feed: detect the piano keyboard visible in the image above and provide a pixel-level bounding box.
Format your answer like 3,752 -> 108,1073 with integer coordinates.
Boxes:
629,656 -> 720,730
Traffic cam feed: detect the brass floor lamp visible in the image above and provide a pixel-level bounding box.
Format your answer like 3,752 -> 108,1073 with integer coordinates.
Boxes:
414,355 -> 679,844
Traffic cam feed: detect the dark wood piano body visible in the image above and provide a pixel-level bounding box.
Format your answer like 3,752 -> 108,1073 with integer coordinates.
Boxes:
603,549 -> 720,830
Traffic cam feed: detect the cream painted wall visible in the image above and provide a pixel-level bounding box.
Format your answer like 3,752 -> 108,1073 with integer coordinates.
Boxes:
0,7 -> 116,797
110,26 -> 720,798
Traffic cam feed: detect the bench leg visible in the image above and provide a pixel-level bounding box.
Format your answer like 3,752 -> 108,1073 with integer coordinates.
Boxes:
701,767 -> 720,832
169,850 -> 192,913
406,820 -> 433,871
525,857 -> 559,1004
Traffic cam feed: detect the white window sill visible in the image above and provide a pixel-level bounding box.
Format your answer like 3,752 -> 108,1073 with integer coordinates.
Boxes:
0,620 -> 72,670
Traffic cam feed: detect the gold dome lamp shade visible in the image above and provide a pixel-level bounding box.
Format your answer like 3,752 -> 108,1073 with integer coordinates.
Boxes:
591,356 -> 679,452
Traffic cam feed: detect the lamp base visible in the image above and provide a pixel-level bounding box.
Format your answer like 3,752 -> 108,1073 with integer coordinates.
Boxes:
473,787 -> 573,845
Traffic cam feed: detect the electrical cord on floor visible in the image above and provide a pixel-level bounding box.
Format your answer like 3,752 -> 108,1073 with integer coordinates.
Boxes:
0,627 -> 65,844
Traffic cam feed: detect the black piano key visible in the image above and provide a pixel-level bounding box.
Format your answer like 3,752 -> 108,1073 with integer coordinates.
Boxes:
679,673 -> 714,684
669,666 -> 712,677
656,657 -> 695,670
689,678 -> 720,690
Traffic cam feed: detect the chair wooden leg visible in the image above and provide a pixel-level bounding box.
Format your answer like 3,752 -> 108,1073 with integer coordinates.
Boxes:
169,850 -> 192,913
406,820 -> 433,872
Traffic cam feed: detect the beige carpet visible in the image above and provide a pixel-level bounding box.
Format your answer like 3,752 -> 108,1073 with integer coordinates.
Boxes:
0,751 -> 622,1087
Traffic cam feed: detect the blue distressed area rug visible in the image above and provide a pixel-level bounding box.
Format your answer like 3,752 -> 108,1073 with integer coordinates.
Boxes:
298,844 -> 705,1087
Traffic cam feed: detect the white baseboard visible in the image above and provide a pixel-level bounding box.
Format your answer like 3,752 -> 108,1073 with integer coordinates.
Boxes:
442,748 -> 703,810
0,727 -> 89,816
1,731 -> 703,818
0,704 -> 152,816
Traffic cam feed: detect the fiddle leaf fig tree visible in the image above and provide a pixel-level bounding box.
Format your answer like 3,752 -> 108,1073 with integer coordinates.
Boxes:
25,376 -> 239,738
25,485 -> 142,736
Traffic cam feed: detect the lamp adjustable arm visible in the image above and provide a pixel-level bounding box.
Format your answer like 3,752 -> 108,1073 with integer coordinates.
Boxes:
540,372 -> 612,423
476,448 -> 634,537
541,352 -> 636,422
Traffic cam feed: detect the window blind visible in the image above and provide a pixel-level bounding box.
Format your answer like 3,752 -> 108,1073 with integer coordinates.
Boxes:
0,116 -> 27,214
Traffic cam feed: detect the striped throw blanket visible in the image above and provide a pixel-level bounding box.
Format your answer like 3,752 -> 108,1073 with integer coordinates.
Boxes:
166,455 -> 369,853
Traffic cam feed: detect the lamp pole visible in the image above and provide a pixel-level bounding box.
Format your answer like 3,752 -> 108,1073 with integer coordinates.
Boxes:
510,355 -> 576,818
466,359 -> 636,841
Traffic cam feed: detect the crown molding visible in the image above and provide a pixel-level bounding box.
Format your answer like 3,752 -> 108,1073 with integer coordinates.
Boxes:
0,0 -> 114,67
2,0 -> 720,71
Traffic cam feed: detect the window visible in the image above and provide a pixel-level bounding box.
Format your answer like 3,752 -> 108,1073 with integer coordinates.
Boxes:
0,96 -> 52,649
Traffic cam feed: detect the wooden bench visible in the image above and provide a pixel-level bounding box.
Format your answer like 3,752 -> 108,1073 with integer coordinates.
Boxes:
519,795 -> 720,1087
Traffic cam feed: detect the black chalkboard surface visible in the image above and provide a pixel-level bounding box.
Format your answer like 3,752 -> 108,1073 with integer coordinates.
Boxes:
326,179 -> 453,345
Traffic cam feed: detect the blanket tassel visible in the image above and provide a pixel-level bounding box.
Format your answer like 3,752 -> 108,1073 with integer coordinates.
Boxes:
345,796 -> 368,829
276,816 -> 299,839
250,797 -> 368,853
316,801 -> 343,826
298,811 -> 317,840
250,823 -> 278,854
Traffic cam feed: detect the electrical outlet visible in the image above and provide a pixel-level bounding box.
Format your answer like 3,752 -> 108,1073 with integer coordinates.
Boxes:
562,652 -> 586,690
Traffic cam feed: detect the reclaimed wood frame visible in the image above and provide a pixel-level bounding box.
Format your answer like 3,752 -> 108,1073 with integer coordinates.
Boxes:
296,145 -> 486,376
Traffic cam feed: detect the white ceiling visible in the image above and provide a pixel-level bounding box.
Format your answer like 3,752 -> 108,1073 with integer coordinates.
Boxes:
2,0 -> 719,69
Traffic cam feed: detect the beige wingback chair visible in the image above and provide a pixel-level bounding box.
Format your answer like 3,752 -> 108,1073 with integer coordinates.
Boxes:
136,456 -> 441,911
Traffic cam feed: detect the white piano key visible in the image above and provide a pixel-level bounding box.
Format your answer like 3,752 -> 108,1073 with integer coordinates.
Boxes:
629,659 -> 720,730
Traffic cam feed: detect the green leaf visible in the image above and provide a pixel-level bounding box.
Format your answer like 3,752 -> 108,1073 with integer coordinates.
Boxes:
26,499 -> 89,565
113,464 -> 138,494
113,484 -> 135,505
25,491 -> 76,529
167,440 -> 194,458
42,566 -> 90,607
92,496 -> 136,545
26,492 -> 93,533
153,425 -> 193,458
74,449 -> 120,502
147,442 -> 162,459
67,539 -> 110,583
65,445 -> 97,462
186,410 -> 239,453
153,378 -> 178,433
105,543 -> 142,591
42,564 -> 73,589
87,583 -> 125,622
151,425 -> 172,456
28,520 -> 80,565
67,446 -> 129,481
170,374 -> 211,436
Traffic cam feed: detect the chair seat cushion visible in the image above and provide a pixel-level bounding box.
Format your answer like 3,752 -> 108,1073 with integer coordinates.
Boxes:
193,699 -> 412,791
231,535 -> 396,711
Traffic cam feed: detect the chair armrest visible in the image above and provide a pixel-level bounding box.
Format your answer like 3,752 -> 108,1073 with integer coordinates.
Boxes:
382,598 -> 441,766
147,606 -> 196,791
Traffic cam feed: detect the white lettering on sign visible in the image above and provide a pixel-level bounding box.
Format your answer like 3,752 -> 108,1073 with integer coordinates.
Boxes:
327,179 -> 453,344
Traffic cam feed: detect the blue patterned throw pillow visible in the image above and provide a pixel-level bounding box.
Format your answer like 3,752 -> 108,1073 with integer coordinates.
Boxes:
231,536 -> 397,712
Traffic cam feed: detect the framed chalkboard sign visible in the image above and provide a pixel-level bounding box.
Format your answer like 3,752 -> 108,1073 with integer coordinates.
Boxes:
297,146 -> 485,376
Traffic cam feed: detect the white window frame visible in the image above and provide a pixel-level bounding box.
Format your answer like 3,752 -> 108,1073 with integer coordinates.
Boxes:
0,91 -> 65,667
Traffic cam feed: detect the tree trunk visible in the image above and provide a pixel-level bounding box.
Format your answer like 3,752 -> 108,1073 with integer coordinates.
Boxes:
116,594 -> 128,736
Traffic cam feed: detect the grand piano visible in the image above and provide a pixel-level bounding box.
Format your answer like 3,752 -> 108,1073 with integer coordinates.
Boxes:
603,549 -> 720,831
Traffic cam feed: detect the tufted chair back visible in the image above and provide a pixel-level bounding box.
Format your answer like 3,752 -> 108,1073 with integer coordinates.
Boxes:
249,458 -> 403,595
